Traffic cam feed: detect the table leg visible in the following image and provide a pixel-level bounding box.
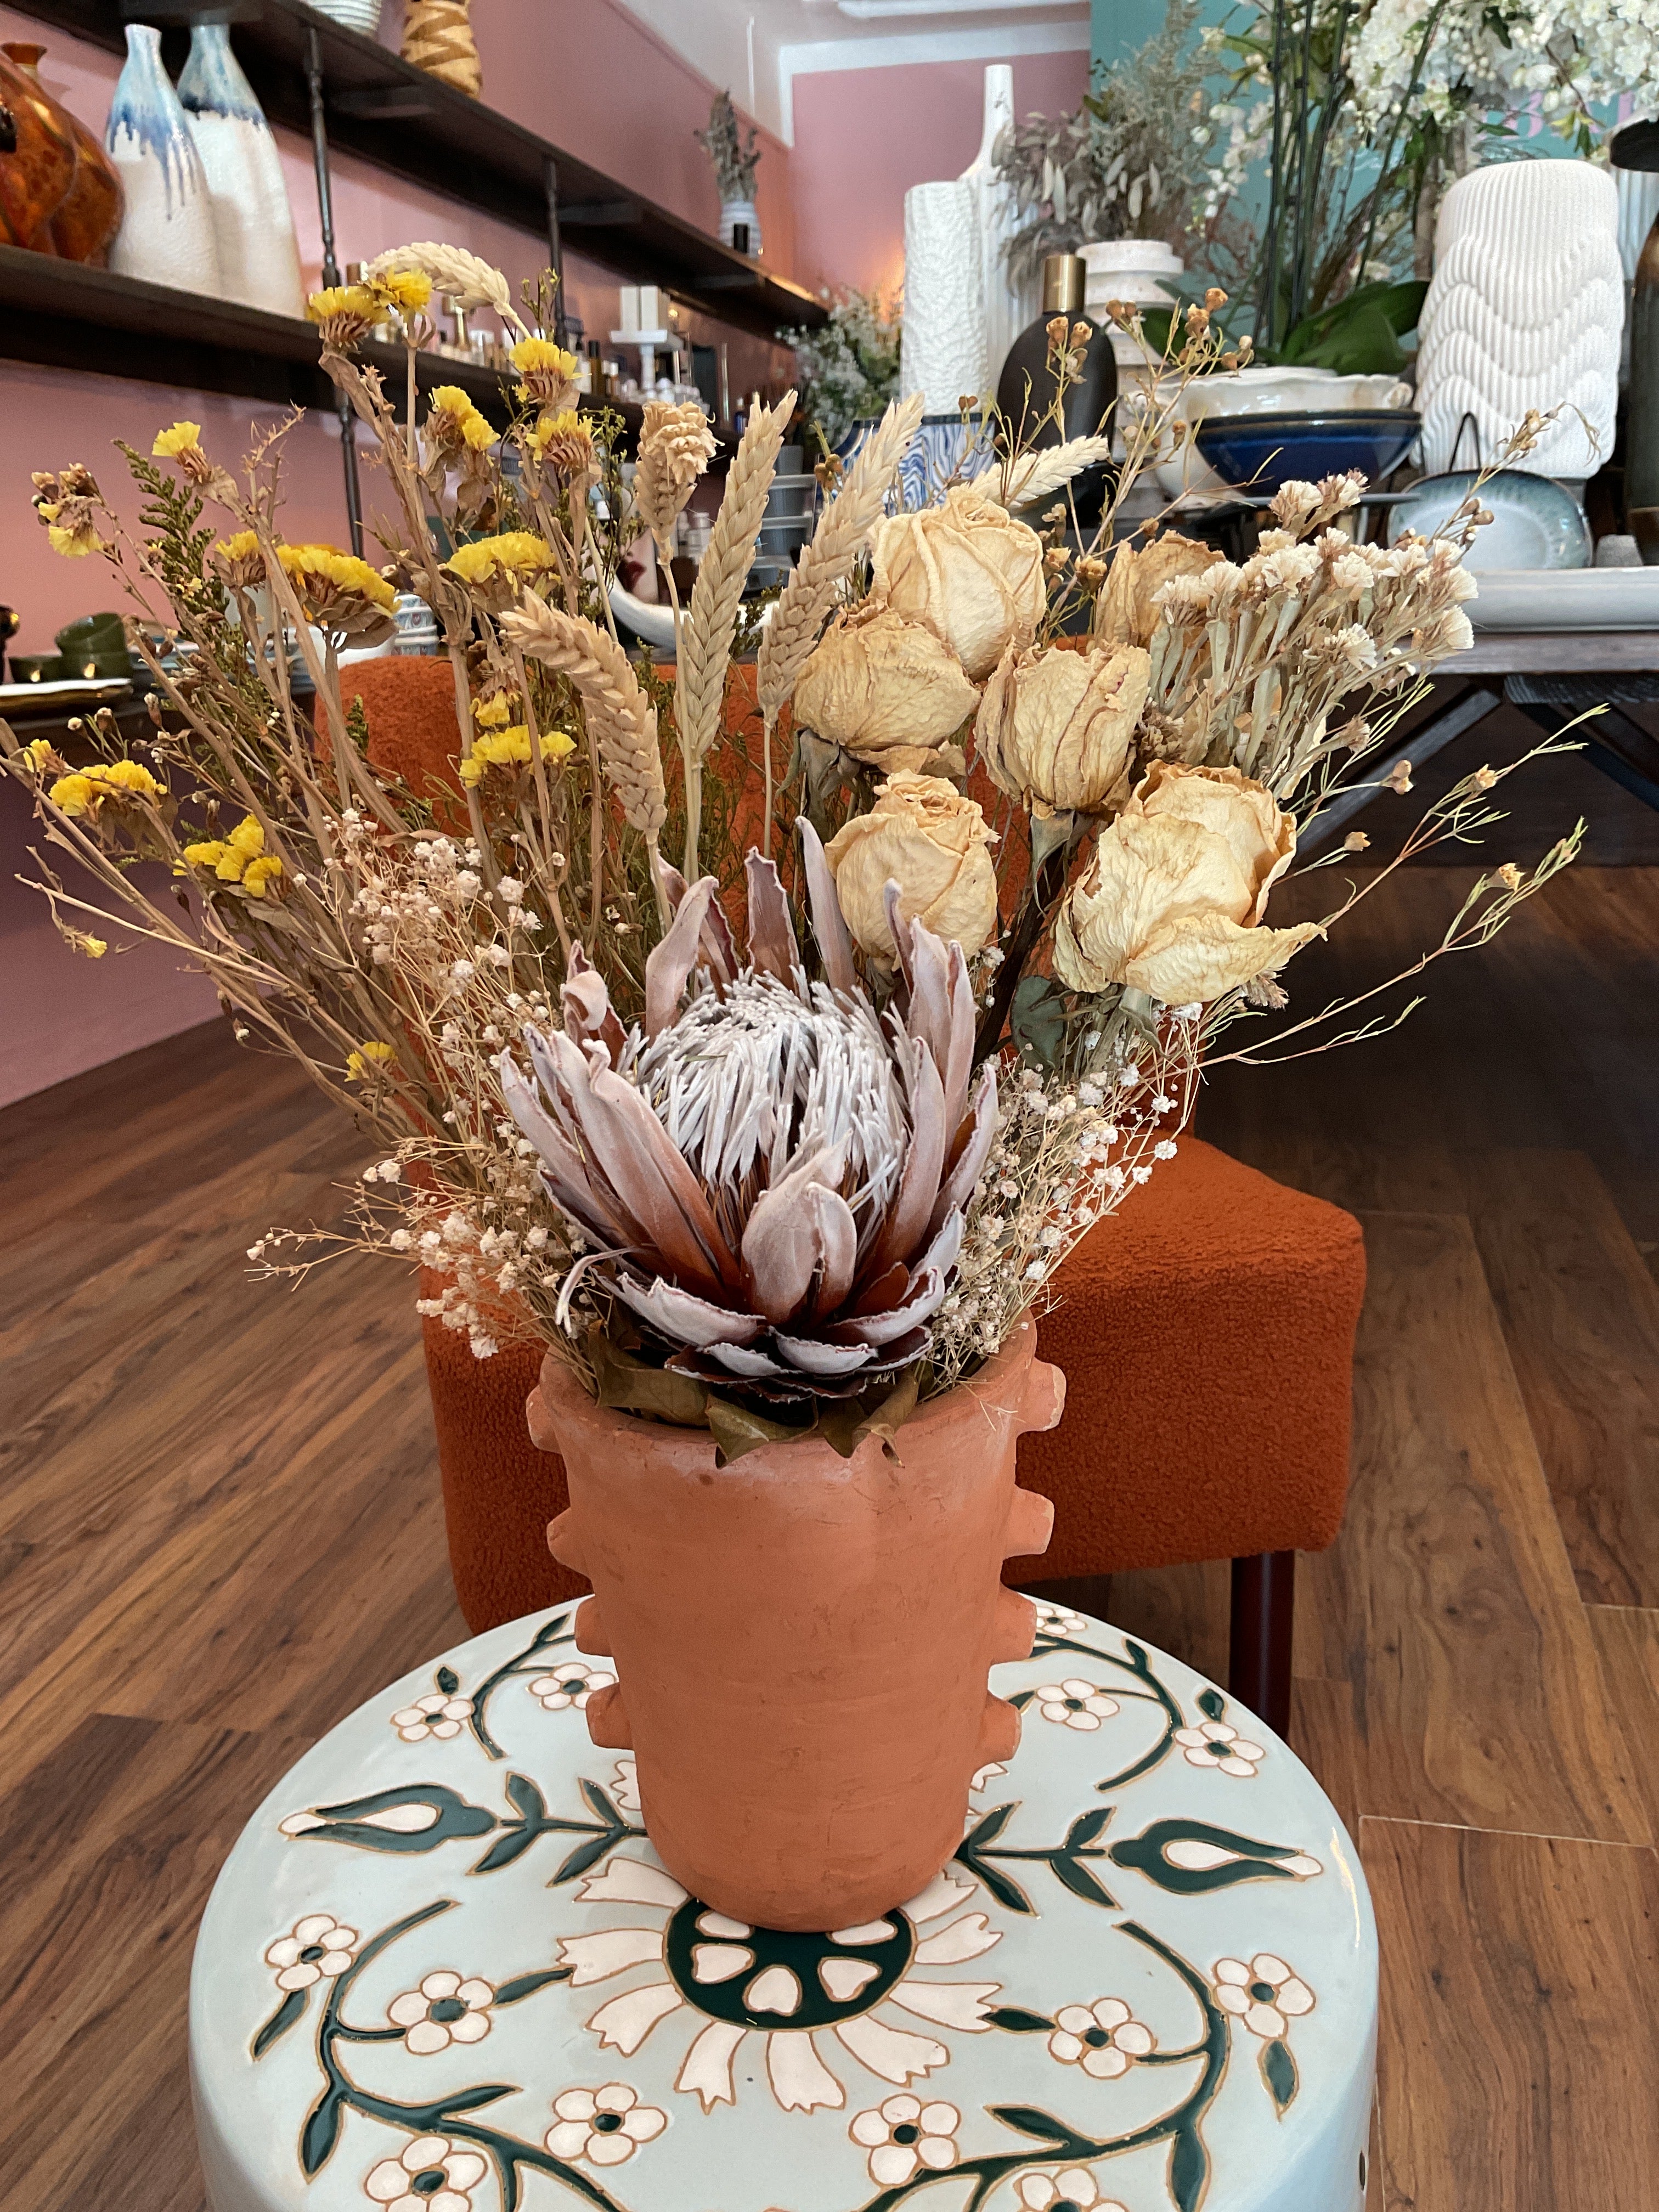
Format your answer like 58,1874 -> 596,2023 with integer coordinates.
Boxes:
1231,1549 -> 1296,1741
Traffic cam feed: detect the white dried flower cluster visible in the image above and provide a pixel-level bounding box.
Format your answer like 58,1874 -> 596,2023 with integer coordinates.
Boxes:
929,1026 -> 1198,1392
1348,0 -> 1659,133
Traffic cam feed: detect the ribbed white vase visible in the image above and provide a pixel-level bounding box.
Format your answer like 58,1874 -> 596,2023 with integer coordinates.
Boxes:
1416,160 -> 1623,479
179,25 -> 304,316
900,177 -> 989,415
106,23 -> 221,294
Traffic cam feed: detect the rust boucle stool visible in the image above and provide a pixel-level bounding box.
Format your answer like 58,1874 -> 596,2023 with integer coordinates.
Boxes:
1006,1135 -> 1366,1739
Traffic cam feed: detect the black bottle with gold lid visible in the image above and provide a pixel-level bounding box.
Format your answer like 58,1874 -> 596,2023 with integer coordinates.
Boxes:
994,251 -> 1117,519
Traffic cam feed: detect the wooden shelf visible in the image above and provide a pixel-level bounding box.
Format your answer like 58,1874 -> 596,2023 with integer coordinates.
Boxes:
4,0 -> 826,341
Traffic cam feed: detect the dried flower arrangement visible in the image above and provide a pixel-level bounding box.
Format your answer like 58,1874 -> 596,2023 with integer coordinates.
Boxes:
695,89 -> 760,206
2,252 -> 1579,1457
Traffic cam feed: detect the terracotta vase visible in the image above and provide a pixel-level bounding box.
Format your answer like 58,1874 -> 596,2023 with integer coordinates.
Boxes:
2,44 -> 122,263
528,1319 -> 1064,1931
0,43 -> 76,251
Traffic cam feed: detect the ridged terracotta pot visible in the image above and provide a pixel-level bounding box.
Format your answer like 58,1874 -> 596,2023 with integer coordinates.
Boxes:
527,1319 -> 1064,1931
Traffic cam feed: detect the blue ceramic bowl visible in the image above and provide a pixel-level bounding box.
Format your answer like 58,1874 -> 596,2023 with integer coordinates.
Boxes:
1194,409 -> 1421,496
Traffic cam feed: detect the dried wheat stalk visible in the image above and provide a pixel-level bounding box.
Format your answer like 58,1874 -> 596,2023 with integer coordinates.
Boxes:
676,389 -> 795,876
993,434 -> 1116,510
500,597 -> 670,917
753,392 -> 923,849
365,243 -> 529,337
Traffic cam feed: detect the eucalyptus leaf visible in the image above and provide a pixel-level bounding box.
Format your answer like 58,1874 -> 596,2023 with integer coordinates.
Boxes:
1011,973 -> 1068,1069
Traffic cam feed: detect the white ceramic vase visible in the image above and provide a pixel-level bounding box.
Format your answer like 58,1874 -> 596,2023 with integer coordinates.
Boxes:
106,24 -> 221,295
178,24 -> 304,317
1415,160 -> 1623,479
900,177 -> 989,415
958,64 -> 1031,398
719,197 -> 761,256
1081,239 -> 1184,371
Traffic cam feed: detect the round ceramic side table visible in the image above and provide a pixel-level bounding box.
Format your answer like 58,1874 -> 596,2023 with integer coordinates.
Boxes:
191,1602 -> 1377,2212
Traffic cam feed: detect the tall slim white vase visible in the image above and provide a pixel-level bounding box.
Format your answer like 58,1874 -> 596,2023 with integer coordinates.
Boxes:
900,178 -> 989,415
179,24 -> 304,317
106,24 -> 221,295
958,64 -> 1031,398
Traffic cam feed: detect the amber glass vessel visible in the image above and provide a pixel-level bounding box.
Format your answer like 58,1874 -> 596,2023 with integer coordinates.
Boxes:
0,43 -> 76,251
2,44 -> 122,263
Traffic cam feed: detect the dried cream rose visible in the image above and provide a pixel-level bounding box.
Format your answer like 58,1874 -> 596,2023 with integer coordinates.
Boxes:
1093,531 -> 1216,648
795,605 -> 980,774
871,483 -> 1046,679
976,641 -> 1149,815
825,772 -> 999,964
1053,765 -> 1319,1003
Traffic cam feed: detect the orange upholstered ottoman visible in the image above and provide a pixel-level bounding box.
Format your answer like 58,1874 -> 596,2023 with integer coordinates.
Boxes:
1008,1136 -> 1366,1735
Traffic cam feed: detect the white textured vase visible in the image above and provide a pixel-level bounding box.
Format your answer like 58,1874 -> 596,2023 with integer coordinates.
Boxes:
178,24 -> 303,317
1081,239 -> 1185,371
106,24 -> 221,295
1416,160 -> 1623,479
958,64 -> 1031,398
900,177 -> 989,415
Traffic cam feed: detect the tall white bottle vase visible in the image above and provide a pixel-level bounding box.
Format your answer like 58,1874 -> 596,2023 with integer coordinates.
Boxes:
106,24 -> 221,295
1416,160 -> 1623,481
958,63 -> 1031,399
179,24 -> 304,317
900,178 -> 989,415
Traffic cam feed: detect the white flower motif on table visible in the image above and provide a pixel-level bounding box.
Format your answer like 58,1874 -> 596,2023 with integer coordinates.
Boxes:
389,1692 -> 473,1743
528,1660 -> 616,1712
364,2136 -> 486,2212
386,1971 -> 495,2054
545,2083 -> 667,2166
1212,1953 -> 1316,2039
1175,1719 -> 1265,1776
1034,1605 -> 1089,1639
850,2095 -> 960,2185
970,1760 -> 1007,1792
1015,2168 -> 1126,2211
554,1858 -> 1002,2115
265,1915 -> 358,1991
1047,1996 -> 1155,2078
610,1756 -> 640,1813
1035,1679 -> 1120,1732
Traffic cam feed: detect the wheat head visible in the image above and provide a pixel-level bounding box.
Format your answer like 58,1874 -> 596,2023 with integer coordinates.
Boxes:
634,400 -> 718,552
993,435 -> 1116,511
499,597 -> 667,842
679,391 -> 795,769
364,243 -> 526,335
755,391 -> 924,724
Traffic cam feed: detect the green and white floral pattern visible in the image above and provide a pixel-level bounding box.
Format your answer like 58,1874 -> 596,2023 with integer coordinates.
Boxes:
194,1602 -> 1377,2212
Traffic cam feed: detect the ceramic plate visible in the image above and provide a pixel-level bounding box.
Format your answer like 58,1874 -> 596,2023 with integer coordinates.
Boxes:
1391,469 -> 1590,572
0,677 -> 132,706
1465,567 -> 1659,630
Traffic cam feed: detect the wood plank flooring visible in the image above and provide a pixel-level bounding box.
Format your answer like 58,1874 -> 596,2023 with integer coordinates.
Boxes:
2,858 -> 1656,2210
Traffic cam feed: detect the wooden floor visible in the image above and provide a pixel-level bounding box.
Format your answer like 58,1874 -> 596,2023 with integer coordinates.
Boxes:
2,803 -> 1656,2207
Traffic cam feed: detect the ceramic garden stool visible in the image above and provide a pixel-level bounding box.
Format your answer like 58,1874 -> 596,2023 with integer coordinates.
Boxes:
191,1601 -> 1378,2212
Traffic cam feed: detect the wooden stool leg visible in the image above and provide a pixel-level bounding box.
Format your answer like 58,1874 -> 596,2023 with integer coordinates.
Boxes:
1229,1550 -> 1295,1742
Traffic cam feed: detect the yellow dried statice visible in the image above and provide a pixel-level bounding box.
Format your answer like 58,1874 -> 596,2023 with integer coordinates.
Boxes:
48,759 -> 164,817
870,482 -> 1046,679
181,812 -> 284,895
976,640 -> 1149,816
632,398 -> 718,552
276,544 -> 397,639
458,726 -> 577,784
1053,763 -> 1318,1004
793,604 -> 979,774
444,532 -> 558,611
509,336 -> 578,410
306,285 -> 377,350
825,772 -> 999,966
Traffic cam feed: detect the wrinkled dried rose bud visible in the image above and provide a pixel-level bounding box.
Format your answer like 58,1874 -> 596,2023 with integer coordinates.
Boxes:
825,771 -> 999,965
1053,763 -> 1319,1003
976,641 -> 1150,817
794,604 -> 980,774
1093,531 -> 1217,649
871,483 -> 1046,680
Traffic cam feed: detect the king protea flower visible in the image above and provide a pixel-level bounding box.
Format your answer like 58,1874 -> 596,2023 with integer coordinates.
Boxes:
499,830 -> 997,1399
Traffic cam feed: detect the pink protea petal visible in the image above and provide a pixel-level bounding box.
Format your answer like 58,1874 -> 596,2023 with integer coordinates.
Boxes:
744,850 -> 800,983
614,1276 -> 768,1348
867,1039 -> 946,1277
645,876 -> 722,1039
798,817 -> 857,995
770,1331 -> 879,1376
889,901 -> 975,1136
561,944 -> 627,1067
693,1339 -> 790,1379
740,1143 -> 850,1322
828,1267 -> 946,1346
929,1063 -> 997,1238
500,1053 -> 627,1248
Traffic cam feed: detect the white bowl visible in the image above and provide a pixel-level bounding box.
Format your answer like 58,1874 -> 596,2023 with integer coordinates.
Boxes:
1465,566 -> 1659,629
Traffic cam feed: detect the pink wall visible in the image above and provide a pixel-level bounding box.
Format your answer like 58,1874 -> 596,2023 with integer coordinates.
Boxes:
789,49 -> 1090,301
0,0 -> 793,1103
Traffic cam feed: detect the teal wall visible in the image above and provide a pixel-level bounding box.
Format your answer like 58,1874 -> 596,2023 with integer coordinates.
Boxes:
1090,0 -> 1169,75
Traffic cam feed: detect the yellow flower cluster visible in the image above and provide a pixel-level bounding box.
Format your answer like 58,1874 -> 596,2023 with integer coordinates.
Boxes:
40,507 -> 102,559
48,759 -> 165,817
458,726 -> 575,785
509,335 -> 578,408
346,1040 -> 398,1082
444,532 -> 555,585
182,813 -> 285,895
276,543 -> 397,612
525,408 -> 596,476
370,270 -> 432,316
152,421 -> 203,459
473,693 -> 515,728
20,737 -> 58,775
428,386 -> 495,453
306,285 -> 376,346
